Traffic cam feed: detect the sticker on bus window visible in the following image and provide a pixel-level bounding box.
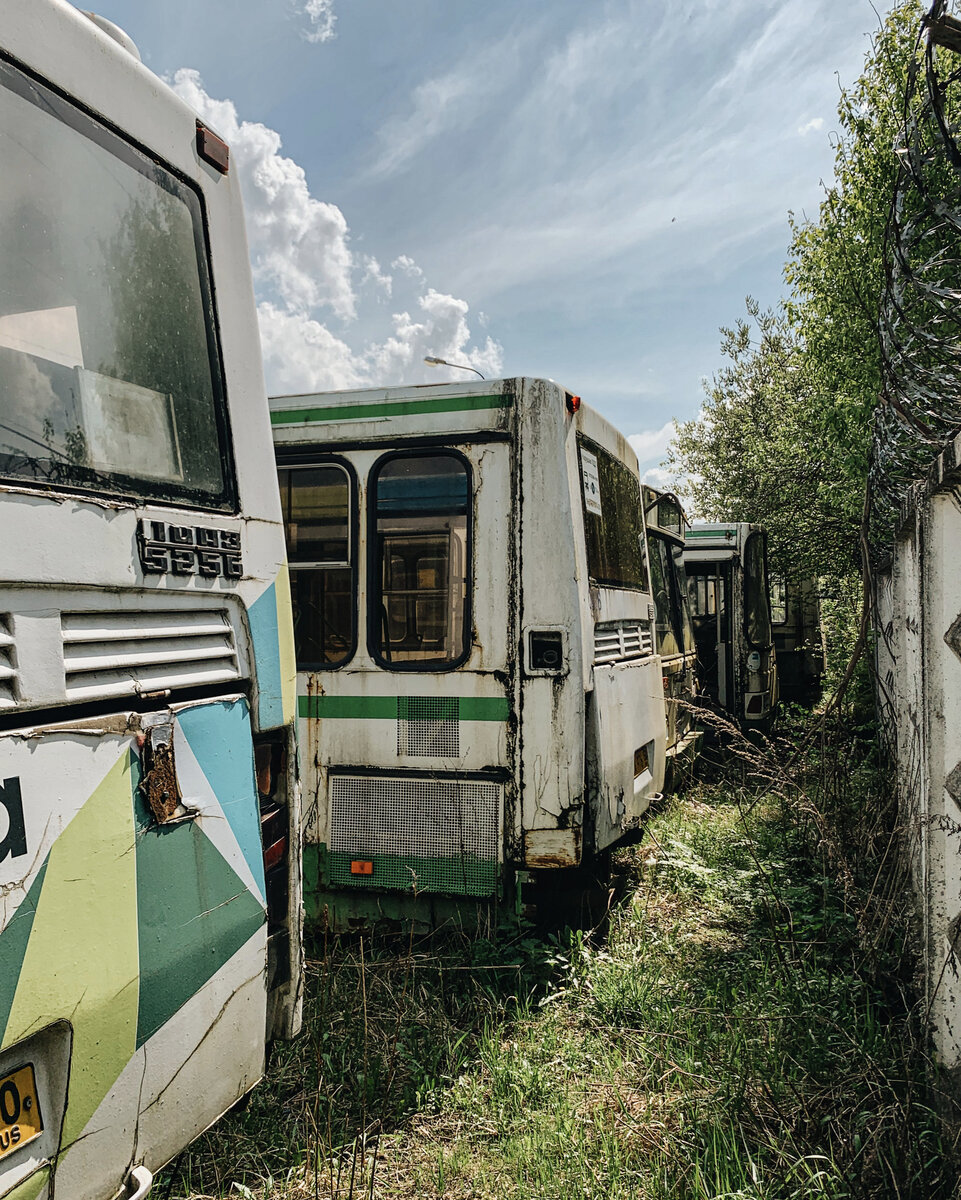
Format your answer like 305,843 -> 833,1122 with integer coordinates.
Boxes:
580,449 -> 603,516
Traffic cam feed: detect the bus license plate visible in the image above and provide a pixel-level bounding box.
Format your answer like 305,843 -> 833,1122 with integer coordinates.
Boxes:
0,1064 -> 43,1161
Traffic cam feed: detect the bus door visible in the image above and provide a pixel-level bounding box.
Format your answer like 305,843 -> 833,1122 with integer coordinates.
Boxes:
687,562 -> 733,709
283,440 -> 513,925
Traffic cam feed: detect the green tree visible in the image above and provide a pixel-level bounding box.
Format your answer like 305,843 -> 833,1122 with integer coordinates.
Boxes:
670,2 -> 925,579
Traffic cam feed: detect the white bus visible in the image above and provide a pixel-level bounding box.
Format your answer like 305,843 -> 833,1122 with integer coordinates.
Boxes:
270,378 -> 666,928
682,523 -> 778,726
0,7 -> 301,1200
642,487 -> 700,782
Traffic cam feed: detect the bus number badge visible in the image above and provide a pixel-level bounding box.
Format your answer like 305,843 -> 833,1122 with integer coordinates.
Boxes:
138,519 -> 243,579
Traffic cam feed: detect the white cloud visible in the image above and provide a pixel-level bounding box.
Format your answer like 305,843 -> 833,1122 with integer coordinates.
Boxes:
797,116 -> 825,136
171,71 -> 502,396
641,465 -> 676,490
301,0 -> 336,44
172,69 -> 355,320
360,256 -> 392,297
257,303 -> 363,393
365,289 -> 503,384
628,421 -> 675,467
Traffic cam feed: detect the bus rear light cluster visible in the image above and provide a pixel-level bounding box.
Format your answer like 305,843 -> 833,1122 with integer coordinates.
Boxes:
254,736 -> 290,934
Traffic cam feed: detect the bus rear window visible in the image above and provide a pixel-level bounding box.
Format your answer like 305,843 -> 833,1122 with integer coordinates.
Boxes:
371,453 -> 469,669
0,59 -> 231,508
578,439 -> 647,591
279,464 -> 354,667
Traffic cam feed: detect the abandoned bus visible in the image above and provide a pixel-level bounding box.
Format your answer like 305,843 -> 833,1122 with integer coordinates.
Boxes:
0,6 -> 301,1200
770,577 -> 826,706
682,523 -> 778,726
642,487 -> 700,782
270,377 -> 666,928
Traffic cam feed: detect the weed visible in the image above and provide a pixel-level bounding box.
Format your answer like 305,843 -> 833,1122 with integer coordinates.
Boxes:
160,715 -> 953,1200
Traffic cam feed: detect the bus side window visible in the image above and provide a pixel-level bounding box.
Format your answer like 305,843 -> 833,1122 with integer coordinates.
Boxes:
769,576 -> 787,625
278,463 -> 354,667
371,452 -> 469,669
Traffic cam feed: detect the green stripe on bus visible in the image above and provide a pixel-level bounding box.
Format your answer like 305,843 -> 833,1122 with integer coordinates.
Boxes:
298,694 -> 510,721
270,393 -> 509,425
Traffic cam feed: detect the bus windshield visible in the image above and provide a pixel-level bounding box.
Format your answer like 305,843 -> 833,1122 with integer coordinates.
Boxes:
0,59 -> 231,508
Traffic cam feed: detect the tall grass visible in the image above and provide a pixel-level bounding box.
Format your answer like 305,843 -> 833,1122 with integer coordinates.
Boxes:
161,715 -> 953,1200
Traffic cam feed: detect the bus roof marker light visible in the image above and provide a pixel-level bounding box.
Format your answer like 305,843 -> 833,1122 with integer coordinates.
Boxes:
196,122 -> 230,174
566,393 -> 581,414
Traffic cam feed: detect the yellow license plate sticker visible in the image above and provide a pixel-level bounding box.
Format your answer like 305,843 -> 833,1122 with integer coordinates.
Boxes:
0,1064 -> 43,1160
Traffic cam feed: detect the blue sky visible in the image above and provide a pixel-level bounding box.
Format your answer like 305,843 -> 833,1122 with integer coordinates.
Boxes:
96,0 -> 882,480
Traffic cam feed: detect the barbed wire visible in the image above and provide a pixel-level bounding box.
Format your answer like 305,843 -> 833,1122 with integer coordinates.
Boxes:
874,0 -> 961,552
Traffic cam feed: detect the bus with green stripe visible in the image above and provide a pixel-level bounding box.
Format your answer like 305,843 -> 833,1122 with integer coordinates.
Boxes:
0,6 -> 301,1200
271,378 -> 666,928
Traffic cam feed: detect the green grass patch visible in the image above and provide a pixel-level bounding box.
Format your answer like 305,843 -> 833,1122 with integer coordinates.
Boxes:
160,732 -> 952,1199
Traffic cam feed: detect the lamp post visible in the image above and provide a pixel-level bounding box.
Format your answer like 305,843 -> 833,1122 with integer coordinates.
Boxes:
423,355 -> 485,380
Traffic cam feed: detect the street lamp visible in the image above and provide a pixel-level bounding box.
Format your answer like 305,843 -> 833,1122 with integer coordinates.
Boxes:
423,355 -> 485,380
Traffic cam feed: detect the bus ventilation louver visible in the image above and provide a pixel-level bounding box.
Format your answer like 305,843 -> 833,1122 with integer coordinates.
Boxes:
327,775 -> 499,897
396,696 -> 460,757
61,608 -> 240,700
0,616 -> 18,706
593,621 -> 654,666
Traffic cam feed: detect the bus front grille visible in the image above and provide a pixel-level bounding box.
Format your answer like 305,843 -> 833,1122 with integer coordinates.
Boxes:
326,774 -> 500,897
61,607 -> 240,700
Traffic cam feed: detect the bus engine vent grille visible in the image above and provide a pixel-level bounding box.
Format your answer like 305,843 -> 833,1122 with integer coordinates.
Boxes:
397,696 -> 459,757
593,621 -> 653,666
327,774 -> 499,897
0,615 -> 18,706
61,607 -> 240,700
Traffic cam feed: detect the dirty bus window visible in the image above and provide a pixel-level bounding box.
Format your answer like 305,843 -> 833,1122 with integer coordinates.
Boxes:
744,533 -> 773,648
0,58 -> 231,508
769,576 -> 788,625
371,453 -> 469,668
578,439 -> 647,591
279,465 -> 353,666
648,534 -> 680,656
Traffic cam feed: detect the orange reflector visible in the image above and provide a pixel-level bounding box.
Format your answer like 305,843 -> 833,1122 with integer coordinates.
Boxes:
196,121 -> 230,173
351,860 -> 374,876
255,743 -> 273,798
566,392 -> 581,414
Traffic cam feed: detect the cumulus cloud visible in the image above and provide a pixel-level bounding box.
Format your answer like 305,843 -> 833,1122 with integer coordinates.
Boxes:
170,71 -> 501,395
301,0 -> 336,44
797,116 -> 825,136
366,290 -> 503,383
628,421 -> 675,468
173,68 -> 355,320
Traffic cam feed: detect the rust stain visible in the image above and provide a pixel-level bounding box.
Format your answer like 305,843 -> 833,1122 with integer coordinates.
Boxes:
141,726 -> 182,823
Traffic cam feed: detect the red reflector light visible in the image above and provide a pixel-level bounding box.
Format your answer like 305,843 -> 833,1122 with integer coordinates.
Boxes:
662,675 -> 669,690
566,392 -> 581,414
196,121 -> 229,174
255,743 -> 274,798
351,860 -> 374,876
263,835 -> 286,872
746,694 -> 763,714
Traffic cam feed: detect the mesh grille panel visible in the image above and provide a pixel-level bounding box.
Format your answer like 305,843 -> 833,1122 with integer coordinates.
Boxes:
396,695 -> 460,757
328,774 -> 500,896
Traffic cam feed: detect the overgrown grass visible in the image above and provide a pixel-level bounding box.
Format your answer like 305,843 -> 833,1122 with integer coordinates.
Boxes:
161,719 -> 954,1199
